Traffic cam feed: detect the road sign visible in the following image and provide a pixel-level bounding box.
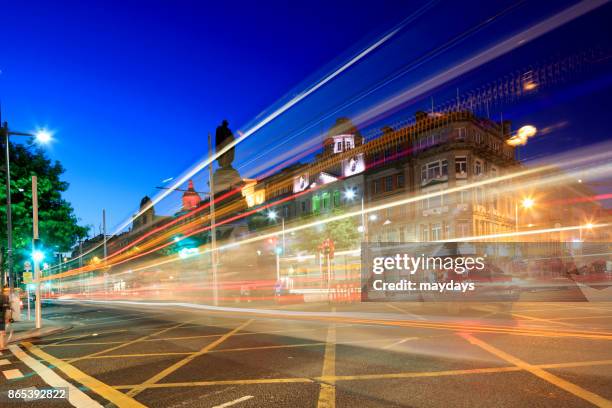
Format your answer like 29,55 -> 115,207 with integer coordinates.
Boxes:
23,272 -> 33,284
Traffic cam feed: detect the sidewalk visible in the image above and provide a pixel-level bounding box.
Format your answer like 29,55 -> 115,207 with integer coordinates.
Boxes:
3,318 -> 71,347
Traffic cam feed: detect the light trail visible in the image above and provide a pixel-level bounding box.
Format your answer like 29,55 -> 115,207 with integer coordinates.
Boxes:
56,1 -> 607,271
56,2 -> 437,268
33,163 -> 560,282
117,2 -> 436,232
40,140 -> 612,283
344,0 -> 609,131
236,0 -> 527,175
50,299 -> 612,341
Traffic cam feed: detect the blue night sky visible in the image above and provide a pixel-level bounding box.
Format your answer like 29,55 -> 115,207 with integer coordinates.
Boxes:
2,0 -> 611,233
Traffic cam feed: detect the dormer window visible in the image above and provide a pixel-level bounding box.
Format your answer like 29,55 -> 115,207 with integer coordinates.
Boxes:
332,134 -> 355,153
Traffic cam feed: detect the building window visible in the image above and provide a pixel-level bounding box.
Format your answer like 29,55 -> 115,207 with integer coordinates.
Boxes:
336,141 -> 342,152
455,156 -> 467,177
421,225 -> 429,241
373,179 -> 381,194
475,132 -> 483,144
301,201 -> 307,213
457,222 -> 469,237
397,173 -> 405,188
457,127 -> 466,140
384,149 -> 393,160
425,159 -> 448,181
333,190 -> 341,207
385,176 -> 393,192
322,192 -> 330,210
474,160 -> 482,176
345,138 -> 354,150
459,190 -> 470,204
431,223 -> 441,241
476,187 -> 485,205
491,166 -> 498,178
312,195 -> 320,213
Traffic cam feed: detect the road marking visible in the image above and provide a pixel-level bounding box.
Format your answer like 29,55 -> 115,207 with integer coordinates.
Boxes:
552,314 -> 612,321
385,303 -> 427,320
115,377 -> 315,389
43,325 -> 353,348
23,342 -> 146,408
126,319 -> 254,398
67,320 -> 190,363
3,368 -> 24,379
317,323 -> 336,408
113,359 -> 612,390
60,299 -> 612,338
382,337 -> 418,349
71,336 -> 413,360
509,312 -> 576,327
0,358 -> 11,366
44,329 -> 130,343
8,345 -> 103,408
460,333 -> 612,408
212,395 -> 254,408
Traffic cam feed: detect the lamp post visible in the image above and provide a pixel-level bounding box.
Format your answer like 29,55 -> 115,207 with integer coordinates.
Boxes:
1,121 -> 52,294
208,133 -> 219,306
267,209 -> 285,284
267,209 -> 285,253
32,176 -> 42,329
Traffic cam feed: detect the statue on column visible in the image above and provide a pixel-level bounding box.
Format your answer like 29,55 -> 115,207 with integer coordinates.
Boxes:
212,120 -> 241,193
215,120 -> 235,168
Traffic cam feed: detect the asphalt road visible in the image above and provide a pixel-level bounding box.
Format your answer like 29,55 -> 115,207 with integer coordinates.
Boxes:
1,300 -> 611,407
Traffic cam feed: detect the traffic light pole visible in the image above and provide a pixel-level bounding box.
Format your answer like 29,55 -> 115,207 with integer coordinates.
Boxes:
32,176 -> 42,329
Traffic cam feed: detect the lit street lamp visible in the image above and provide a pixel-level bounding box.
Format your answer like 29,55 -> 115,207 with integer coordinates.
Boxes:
515,196 -> 535,232
267,209 -> 285,253
579,222 -> 594,242
1,119 -> 53,295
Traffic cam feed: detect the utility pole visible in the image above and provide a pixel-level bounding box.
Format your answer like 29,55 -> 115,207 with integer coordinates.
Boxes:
102,209 -> 108,297
32,176 -> 42,329
208,133 -> 219,306
2,121 -> 14,295
102,209 -> 107,259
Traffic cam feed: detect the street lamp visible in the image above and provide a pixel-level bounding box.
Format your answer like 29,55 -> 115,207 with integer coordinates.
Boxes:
579,222 -> 594,242
267,209 -> 285,253
506,125 -> 537,147
343,188 -> 356,201
521,197 -> 534,209
515,196 -> 535,231
1,120 -> 53,294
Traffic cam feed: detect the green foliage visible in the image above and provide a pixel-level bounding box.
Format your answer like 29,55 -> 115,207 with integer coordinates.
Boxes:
0,139 -> 88,271
294,209 -> 360,253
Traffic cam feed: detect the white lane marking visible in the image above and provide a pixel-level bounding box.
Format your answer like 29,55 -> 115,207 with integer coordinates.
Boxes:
3,368 -> 24,379
212,395 -> 254,408
385,303 -> 427,321
0,358 -> 11,366
382,337 -> 418,350
8,345 -> 102,408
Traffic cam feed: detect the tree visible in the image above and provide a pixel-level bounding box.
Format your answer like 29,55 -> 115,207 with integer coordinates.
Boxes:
0,139 -> 88,278
294,209 -> 361,254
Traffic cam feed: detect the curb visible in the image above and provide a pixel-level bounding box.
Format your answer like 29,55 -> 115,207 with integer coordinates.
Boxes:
5,324 -> 73,348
